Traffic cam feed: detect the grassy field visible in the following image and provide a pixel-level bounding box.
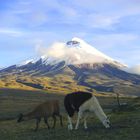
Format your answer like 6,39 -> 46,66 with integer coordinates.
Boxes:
0,88 -> 140,140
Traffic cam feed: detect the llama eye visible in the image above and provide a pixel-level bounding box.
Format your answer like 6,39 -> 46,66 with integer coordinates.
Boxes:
107,121 -> 110,125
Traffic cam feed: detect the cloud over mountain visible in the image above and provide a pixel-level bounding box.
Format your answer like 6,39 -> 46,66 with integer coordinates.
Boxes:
126,65 -> 140,75
36,37 -> 122,65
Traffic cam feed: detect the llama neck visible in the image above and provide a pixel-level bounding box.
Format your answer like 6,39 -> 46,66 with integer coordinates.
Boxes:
94,107 -> 107,122
92,97 -> 107,122
24,111 -> 35,120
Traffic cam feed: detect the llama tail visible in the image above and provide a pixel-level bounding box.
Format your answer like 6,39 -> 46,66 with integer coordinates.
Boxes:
64,96 -> 74,117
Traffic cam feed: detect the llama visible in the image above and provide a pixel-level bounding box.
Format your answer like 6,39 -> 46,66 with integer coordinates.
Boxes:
64,91 -> 111,130
17,100 -> 63,131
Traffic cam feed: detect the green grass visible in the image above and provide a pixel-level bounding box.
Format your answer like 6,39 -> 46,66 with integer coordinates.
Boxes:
0,88 -> 140,140
1,112 -> 140,140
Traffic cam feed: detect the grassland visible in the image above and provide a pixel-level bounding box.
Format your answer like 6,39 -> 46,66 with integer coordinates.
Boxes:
0,88 -> 140,140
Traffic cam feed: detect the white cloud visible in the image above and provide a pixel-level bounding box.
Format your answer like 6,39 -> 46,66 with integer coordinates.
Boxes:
65,0 -> 140,29
1,0 -> 140,30
0,28 -> 23,37
36,40 -> 110,64
125,65 -> 140,75
93,33 -> 138,48
86,14 -> 120,29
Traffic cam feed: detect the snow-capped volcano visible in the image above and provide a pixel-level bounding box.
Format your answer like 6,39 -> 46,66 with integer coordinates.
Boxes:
1,38 -> 140,96
18,37 -> 126,68
0,37 -> 128,76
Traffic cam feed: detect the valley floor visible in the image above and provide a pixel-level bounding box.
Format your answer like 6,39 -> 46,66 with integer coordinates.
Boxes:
0,88 -> 140,140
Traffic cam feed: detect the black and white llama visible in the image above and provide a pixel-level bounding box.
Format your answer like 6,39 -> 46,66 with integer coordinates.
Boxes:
64,91 -> 111,130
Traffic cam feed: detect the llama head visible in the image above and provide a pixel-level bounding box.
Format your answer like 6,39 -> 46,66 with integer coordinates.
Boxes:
17,113 -> 24,123
102,117 -> 111,128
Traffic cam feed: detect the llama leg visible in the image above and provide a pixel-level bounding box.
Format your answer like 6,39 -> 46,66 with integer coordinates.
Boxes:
52,115 -> 56,129
75,111 -> 82,130
34,118 -> 41,131
67,116 -> 73,130
58,114 -> 63,127
83,113 -> 88,129
44,117 -> 50,129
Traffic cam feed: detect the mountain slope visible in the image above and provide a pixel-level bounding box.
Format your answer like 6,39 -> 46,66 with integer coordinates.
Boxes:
0,38 -> 140,96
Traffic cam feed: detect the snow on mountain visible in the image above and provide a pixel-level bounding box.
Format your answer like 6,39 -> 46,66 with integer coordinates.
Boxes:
17,37 -> 126,68
17,59 -> 35,67
70,37 -> 126,67
71,37 -> 113,61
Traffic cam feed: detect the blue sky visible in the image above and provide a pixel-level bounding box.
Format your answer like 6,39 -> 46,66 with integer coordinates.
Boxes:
0,0 -> 140,67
